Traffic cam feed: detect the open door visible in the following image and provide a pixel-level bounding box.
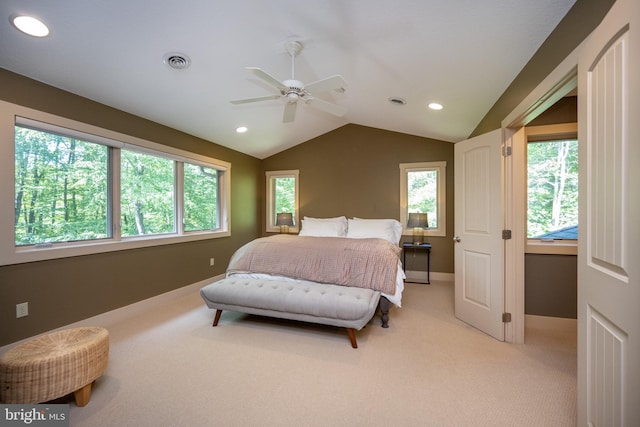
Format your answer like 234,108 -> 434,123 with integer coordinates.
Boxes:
577,0 -> 640,424
454,129 -> 504,341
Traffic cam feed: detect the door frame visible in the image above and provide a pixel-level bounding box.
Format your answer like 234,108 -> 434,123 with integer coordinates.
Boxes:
500,45 -> 582,344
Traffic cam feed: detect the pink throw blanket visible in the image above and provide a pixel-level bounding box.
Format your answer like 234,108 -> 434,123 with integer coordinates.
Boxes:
227,235 -> 400,294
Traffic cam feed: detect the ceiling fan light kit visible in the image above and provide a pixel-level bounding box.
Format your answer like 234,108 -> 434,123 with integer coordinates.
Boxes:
231,39 -> 347,123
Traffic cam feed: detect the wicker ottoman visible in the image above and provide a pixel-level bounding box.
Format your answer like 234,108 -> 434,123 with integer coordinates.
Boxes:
0,327 -> 109,406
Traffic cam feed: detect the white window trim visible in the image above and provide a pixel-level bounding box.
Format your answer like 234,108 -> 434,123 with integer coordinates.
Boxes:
399,161 -> 446,237
524,123 -> 577,255
265,170 -> 299,233
0,100 -> 231,266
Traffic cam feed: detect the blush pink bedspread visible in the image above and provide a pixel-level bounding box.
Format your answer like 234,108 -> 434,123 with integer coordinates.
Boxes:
227,235 -> 400,294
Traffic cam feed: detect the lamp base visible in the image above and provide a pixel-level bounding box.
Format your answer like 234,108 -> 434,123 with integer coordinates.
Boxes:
412,227 -> 423,245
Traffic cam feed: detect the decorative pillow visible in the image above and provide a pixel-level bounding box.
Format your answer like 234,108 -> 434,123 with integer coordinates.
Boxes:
346,218 -> 403,245
299,216 -> 348,237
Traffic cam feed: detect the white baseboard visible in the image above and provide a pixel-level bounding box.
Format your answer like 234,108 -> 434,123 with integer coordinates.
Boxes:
0,274 -> 225,352
525,314 -> 577,332
405,270 -> 454,282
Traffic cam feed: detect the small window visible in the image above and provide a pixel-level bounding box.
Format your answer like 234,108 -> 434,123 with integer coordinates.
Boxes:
266,170 -> 299,233
400,161 -> 446,237
525,124 -> 578,254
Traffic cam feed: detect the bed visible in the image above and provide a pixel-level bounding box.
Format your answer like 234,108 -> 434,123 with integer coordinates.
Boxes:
224,217 -> 406,322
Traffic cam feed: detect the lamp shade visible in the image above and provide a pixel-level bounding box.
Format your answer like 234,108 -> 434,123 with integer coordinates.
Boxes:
275,212 -> 294,226
407,213 -> 428,228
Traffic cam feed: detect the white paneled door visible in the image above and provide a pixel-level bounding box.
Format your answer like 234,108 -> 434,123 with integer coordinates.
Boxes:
577,0 -> 640,425
454,129 -> 504,341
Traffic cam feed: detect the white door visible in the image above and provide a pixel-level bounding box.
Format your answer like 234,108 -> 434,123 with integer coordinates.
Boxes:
577,0 -> 640,425
454,129 -> 504,341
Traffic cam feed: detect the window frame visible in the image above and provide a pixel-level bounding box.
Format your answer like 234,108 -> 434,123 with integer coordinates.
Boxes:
524,123 -> 577,255
399,161 -> 446,237
1,100 -> 231,266
265,170 -> 299,233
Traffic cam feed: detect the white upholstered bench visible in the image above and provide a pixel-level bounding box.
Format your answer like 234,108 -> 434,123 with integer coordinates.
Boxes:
200,277 -> 381,348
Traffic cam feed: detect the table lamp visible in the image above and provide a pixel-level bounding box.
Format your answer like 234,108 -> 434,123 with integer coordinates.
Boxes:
275,212 -> 294,234
407,213 -> 428,244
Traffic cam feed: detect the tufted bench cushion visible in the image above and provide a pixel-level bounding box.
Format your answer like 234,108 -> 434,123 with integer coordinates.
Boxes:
200,277 -> 380,348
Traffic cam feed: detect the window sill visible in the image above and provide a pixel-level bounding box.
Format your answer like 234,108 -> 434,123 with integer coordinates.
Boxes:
3,230 -> 229,266
526,240 -> 577,255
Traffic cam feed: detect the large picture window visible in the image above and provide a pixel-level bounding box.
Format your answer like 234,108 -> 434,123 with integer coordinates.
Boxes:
14,125 -> 110,245
399,161 -> 446,237
1,101 -> 230,265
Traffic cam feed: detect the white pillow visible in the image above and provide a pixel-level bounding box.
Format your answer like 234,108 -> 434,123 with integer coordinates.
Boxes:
346,218 -> 403,245
299,216 -> 348,237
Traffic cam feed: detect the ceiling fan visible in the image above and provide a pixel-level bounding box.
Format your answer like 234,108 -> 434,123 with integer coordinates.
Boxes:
230,40 -> 347,123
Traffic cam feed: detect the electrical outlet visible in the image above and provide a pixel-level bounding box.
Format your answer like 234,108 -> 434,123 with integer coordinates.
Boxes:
209,257 -> 215,267
16,302 -> 29,318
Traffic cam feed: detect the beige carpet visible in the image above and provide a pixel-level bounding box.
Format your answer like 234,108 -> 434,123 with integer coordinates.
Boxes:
60,281 -> 576,426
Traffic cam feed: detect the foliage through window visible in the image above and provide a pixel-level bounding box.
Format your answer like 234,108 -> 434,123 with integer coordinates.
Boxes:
4,108 -> 230,265
120,150 -> 175,236
400,162 -> 446,237
266,170 -> 299,233
15,126 -> 110,245
407,170 -> 439,229
183,163 -> 219,232
527,139 -> 578,239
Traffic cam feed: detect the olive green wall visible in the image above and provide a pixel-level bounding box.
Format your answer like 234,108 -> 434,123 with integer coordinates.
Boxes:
261,124 -> 454,275
0,69 -> 262,346
525,254 -> 577,319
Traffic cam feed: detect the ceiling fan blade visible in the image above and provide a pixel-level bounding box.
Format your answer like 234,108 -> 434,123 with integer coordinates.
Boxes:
230,95 -> 281,105
283,101 -> 297,123
246,67 -> 287,91
305,75 -> 347,94
305,97 -> 347,117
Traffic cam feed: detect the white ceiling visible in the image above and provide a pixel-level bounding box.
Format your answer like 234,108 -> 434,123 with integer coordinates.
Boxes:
0,0 -> 575,159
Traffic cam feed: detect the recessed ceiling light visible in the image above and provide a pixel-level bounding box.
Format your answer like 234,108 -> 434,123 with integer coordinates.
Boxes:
12,15 -> 49,37
388,97 -> 407,106
428,102 -> 443,110
236,126 -> 248,133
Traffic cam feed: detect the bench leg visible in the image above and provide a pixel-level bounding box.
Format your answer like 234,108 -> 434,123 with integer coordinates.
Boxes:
379,297 -> 390,328
74,382 -> 92,407
346,328 -> 358,349
212,310 -> 222,327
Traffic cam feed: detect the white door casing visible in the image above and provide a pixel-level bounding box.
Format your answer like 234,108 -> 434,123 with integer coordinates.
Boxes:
577,0 -> 640,425
454,129 -> 504,341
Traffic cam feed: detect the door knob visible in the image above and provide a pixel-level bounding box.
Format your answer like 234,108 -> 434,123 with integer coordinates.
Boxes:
453,236 -> 461,243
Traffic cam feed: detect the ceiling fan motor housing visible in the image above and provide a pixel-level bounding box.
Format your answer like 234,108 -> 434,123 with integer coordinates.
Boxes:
283,79 -> 305,100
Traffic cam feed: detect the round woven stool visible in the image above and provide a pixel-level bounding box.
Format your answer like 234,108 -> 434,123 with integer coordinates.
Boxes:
0,327 -> 109,406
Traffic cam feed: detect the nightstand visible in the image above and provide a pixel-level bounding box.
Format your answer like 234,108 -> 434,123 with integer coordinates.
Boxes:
402,242 -> 431,284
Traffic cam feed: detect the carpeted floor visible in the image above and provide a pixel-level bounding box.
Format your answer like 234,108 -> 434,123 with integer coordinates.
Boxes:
58,280 -> 576,426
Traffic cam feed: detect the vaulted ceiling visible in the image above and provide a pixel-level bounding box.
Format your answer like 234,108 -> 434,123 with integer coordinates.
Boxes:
0,1 -> 575,159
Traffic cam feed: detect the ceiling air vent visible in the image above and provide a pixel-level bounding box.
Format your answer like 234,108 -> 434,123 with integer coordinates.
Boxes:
163,53 -> 191,70
388,97 -> 407,106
